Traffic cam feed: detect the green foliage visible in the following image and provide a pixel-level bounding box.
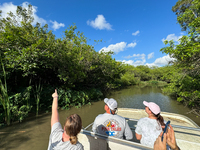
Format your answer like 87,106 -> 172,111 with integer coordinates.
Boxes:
160,0 -> 200,112
172,0 -> 200,34
11,105 -> 31,122
118,64 -> 171,87
121,72 -> 136,85
0,4 -> 124,125
58,88 -> 103,109
133,65 -> 151,81
9,86 -> 32,122
34,81 -> 43,116
0,58 -> 11,125
148,80 -> 158,84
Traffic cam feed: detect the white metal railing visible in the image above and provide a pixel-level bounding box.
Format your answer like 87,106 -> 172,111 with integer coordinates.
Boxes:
84,118 -> 200,132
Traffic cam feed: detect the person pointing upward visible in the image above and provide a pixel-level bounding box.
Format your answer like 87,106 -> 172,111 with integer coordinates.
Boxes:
47,89 -> 84,150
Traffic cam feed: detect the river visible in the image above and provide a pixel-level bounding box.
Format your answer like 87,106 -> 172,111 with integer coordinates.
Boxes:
0,85 -> 199,150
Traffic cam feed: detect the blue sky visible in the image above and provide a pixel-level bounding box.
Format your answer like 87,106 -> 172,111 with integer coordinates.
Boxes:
0,0 -> 183,67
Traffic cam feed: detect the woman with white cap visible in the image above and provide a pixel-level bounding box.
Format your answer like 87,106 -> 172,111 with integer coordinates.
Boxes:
135,101 -> 165,148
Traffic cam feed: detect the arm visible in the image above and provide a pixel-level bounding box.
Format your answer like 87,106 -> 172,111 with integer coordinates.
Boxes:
92,117 -> 98,132
124,120 -> 133,140
51,89 -> 59,127
155,125 -> 180,150
166,125 -> 180,150
135,119 -> 142,140
135,133 -> 142,140
154,133 -> 167,150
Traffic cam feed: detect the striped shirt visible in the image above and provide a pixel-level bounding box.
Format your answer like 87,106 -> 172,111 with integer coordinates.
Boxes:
47,122 -> 84,150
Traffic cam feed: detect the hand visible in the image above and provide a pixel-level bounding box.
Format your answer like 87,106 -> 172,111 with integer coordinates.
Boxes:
166,125 -> 179,150
154,132 -> 167,150
52,89 -> 58,99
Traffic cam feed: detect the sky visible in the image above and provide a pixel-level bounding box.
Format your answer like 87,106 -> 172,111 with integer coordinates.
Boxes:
0,0 -> 183,67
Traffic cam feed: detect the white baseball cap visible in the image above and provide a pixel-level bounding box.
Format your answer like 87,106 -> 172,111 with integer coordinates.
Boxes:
104,98 -> 118,110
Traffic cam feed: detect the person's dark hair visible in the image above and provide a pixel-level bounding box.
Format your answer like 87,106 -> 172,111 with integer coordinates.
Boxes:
64,114 -> 82,145
154,113 -> 165,126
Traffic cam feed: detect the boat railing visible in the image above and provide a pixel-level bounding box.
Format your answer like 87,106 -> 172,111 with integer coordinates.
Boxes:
80,129 -> 152,150
84,123 -> 94,130
125,118 -> 200,132
84,118 -> 200,132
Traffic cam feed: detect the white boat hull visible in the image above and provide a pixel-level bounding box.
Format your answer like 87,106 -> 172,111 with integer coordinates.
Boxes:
78,108 -> 200,150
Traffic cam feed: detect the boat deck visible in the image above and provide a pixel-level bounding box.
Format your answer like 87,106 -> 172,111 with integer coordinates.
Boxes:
117,108 -> 200,149
78,108 -> 200,150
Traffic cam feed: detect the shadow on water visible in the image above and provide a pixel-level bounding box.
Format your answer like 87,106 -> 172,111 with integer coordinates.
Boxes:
0,100 -> 106,150
0,112 -> 52,150
0,85 -> 199,150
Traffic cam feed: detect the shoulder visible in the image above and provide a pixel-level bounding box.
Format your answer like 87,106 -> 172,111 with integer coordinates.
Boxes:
76,141 -> 84,150
96,113 -> 104,118
139,117 -> 148,121
51,122 -> 63,133
94,113 -> 108,120
137,117 -> 149,124
115,114 -> 126,120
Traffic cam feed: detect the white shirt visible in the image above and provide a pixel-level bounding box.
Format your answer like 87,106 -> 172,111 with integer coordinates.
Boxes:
92,113 -> 133,140
135,117 -> 162,148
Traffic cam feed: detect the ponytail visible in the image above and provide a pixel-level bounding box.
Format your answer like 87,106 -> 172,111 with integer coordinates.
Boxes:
64,114 -> 82,145
155,113 -> 165,126
69,136 -> 78,145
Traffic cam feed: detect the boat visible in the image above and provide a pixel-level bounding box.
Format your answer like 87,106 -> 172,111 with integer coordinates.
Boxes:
77,108 -> 200,150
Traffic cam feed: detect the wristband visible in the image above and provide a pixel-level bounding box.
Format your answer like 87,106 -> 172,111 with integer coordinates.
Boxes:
53,96 -> 58,98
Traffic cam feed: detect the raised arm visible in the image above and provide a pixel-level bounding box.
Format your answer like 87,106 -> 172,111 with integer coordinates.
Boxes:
51,89 -> 59,127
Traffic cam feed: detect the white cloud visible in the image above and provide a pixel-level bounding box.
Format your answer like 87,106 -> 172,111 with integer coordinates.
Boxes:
127,42 -> 137,48
162,34 -> 182,43
99,42 -> 137,54
0,2 -> 16,18
0,2 -> 47,25
121,59 -> 146,66
50,20 -> 65,30
87,15 -> 112,30
146,55 -> 176,67
153,55 -> 175,66
132,30 -> 140,36
99,42 -> 127,53
124,55 -> 133,59
121,54 -> 146,66
148,52 -> 154,59
145,63 -> 156,68
120,54 -> 175,67
124,54 -> 145,59
121,60 -> 134,65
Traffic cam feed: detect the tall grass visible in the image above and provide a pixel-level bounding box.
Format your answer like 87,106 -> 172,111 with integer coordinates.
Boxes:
0,59 -> 11,125
34,80 -> 43,116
